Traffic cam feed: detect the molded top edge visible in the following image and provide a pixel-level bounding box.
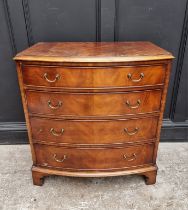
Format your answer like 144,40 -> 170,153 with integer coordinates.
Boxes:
14,42 -> 174,63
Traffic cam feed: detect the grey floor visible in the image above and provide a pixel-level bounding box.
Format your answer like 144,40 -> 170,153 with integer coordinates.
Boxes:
0,143 -> 188,210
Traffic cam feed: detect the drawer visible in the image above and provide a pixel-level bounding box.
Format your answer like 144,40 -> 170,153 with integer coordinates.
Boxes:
26,90 -> 162,117
34,143 -> 154,170
31,116 -> 158,145
22,65 -> 165,89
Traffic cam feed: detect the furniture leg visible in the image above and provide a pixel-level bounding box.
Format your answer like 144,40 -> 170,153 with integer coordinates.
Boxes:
32,169 -> 47,186
141,169 -> 157,185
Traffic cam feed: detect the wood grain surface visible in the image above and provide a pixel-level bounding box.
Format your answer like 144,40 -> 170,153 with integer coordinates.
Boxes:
31,116 -> 158,145
34,143 -> 155,170
26,90 -> 162,117
22,64 -> 165,88
15,41 -> 174,185
14,42 -> 174,62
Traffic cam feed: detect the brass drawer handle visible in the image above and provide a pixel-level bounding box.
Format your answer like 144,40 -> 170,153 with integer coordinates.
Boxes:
127,73 -> 144,82
123,153 -> 137,162
43,73 -> 60,83
124,127 -> 139,136
48,100 -> 62,109
50,128 -> 64,136
126,99 -> 141,109
53,154 -> 67,163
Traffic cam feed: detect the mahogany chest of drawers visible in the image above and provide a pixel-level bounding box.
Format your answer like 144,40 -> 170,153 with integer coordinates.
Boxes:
14,42 -> 174,186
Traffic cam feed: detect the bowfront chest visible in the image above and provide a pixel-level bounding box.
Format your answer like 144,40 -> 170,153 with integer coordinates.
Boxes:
14,42 -> 174,186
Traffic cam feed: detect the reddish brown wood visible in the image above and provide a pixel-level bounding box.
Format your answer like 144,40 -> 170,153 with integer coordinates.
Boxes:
19,59 -> 170,68
141,168 -> 158,185
26,90 -> 162,117
14,42 -> 174,186
22,65 -> 165,89
16,63 -> 36,164
14,42 -> 174,63
32,165 -> 157,178
32,169 -> 47,186
30,116 -> 158,145
34,143 -> 154,170
153,62 -> 173,164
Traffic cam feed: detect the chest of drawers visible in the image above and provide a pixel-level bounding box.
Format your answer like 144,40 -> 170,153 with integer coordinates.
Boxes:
14,42 -> 174,186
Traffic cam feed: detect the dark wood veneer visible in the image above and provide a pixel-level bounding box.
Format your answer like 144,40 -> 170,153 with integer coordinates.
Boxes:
26,90 -> 162,117
14,42 -> 174,186
30,116 -> 158,145
34,143 -> 154,170
22,65 -> 165,88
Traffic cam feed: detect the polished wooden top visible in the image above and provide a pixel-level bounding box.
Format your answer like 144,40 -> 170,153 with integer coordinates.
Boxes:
14,42 -> 174,63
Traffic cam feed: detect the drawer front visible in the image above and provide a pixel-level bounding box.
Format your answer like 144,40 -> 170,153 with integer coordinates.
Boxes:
26,90 -> 162,117
22,65 -> 165,88
34,143 -> 154,170
31,117 -> 158,145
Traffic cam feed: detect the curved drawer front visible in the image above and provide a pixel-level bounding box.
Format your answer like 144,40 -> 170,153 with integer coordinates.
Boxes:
34,143 -> 154,170
22,65 -> 165,89
31,117 -> 158,145
26,90 -> 162,117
